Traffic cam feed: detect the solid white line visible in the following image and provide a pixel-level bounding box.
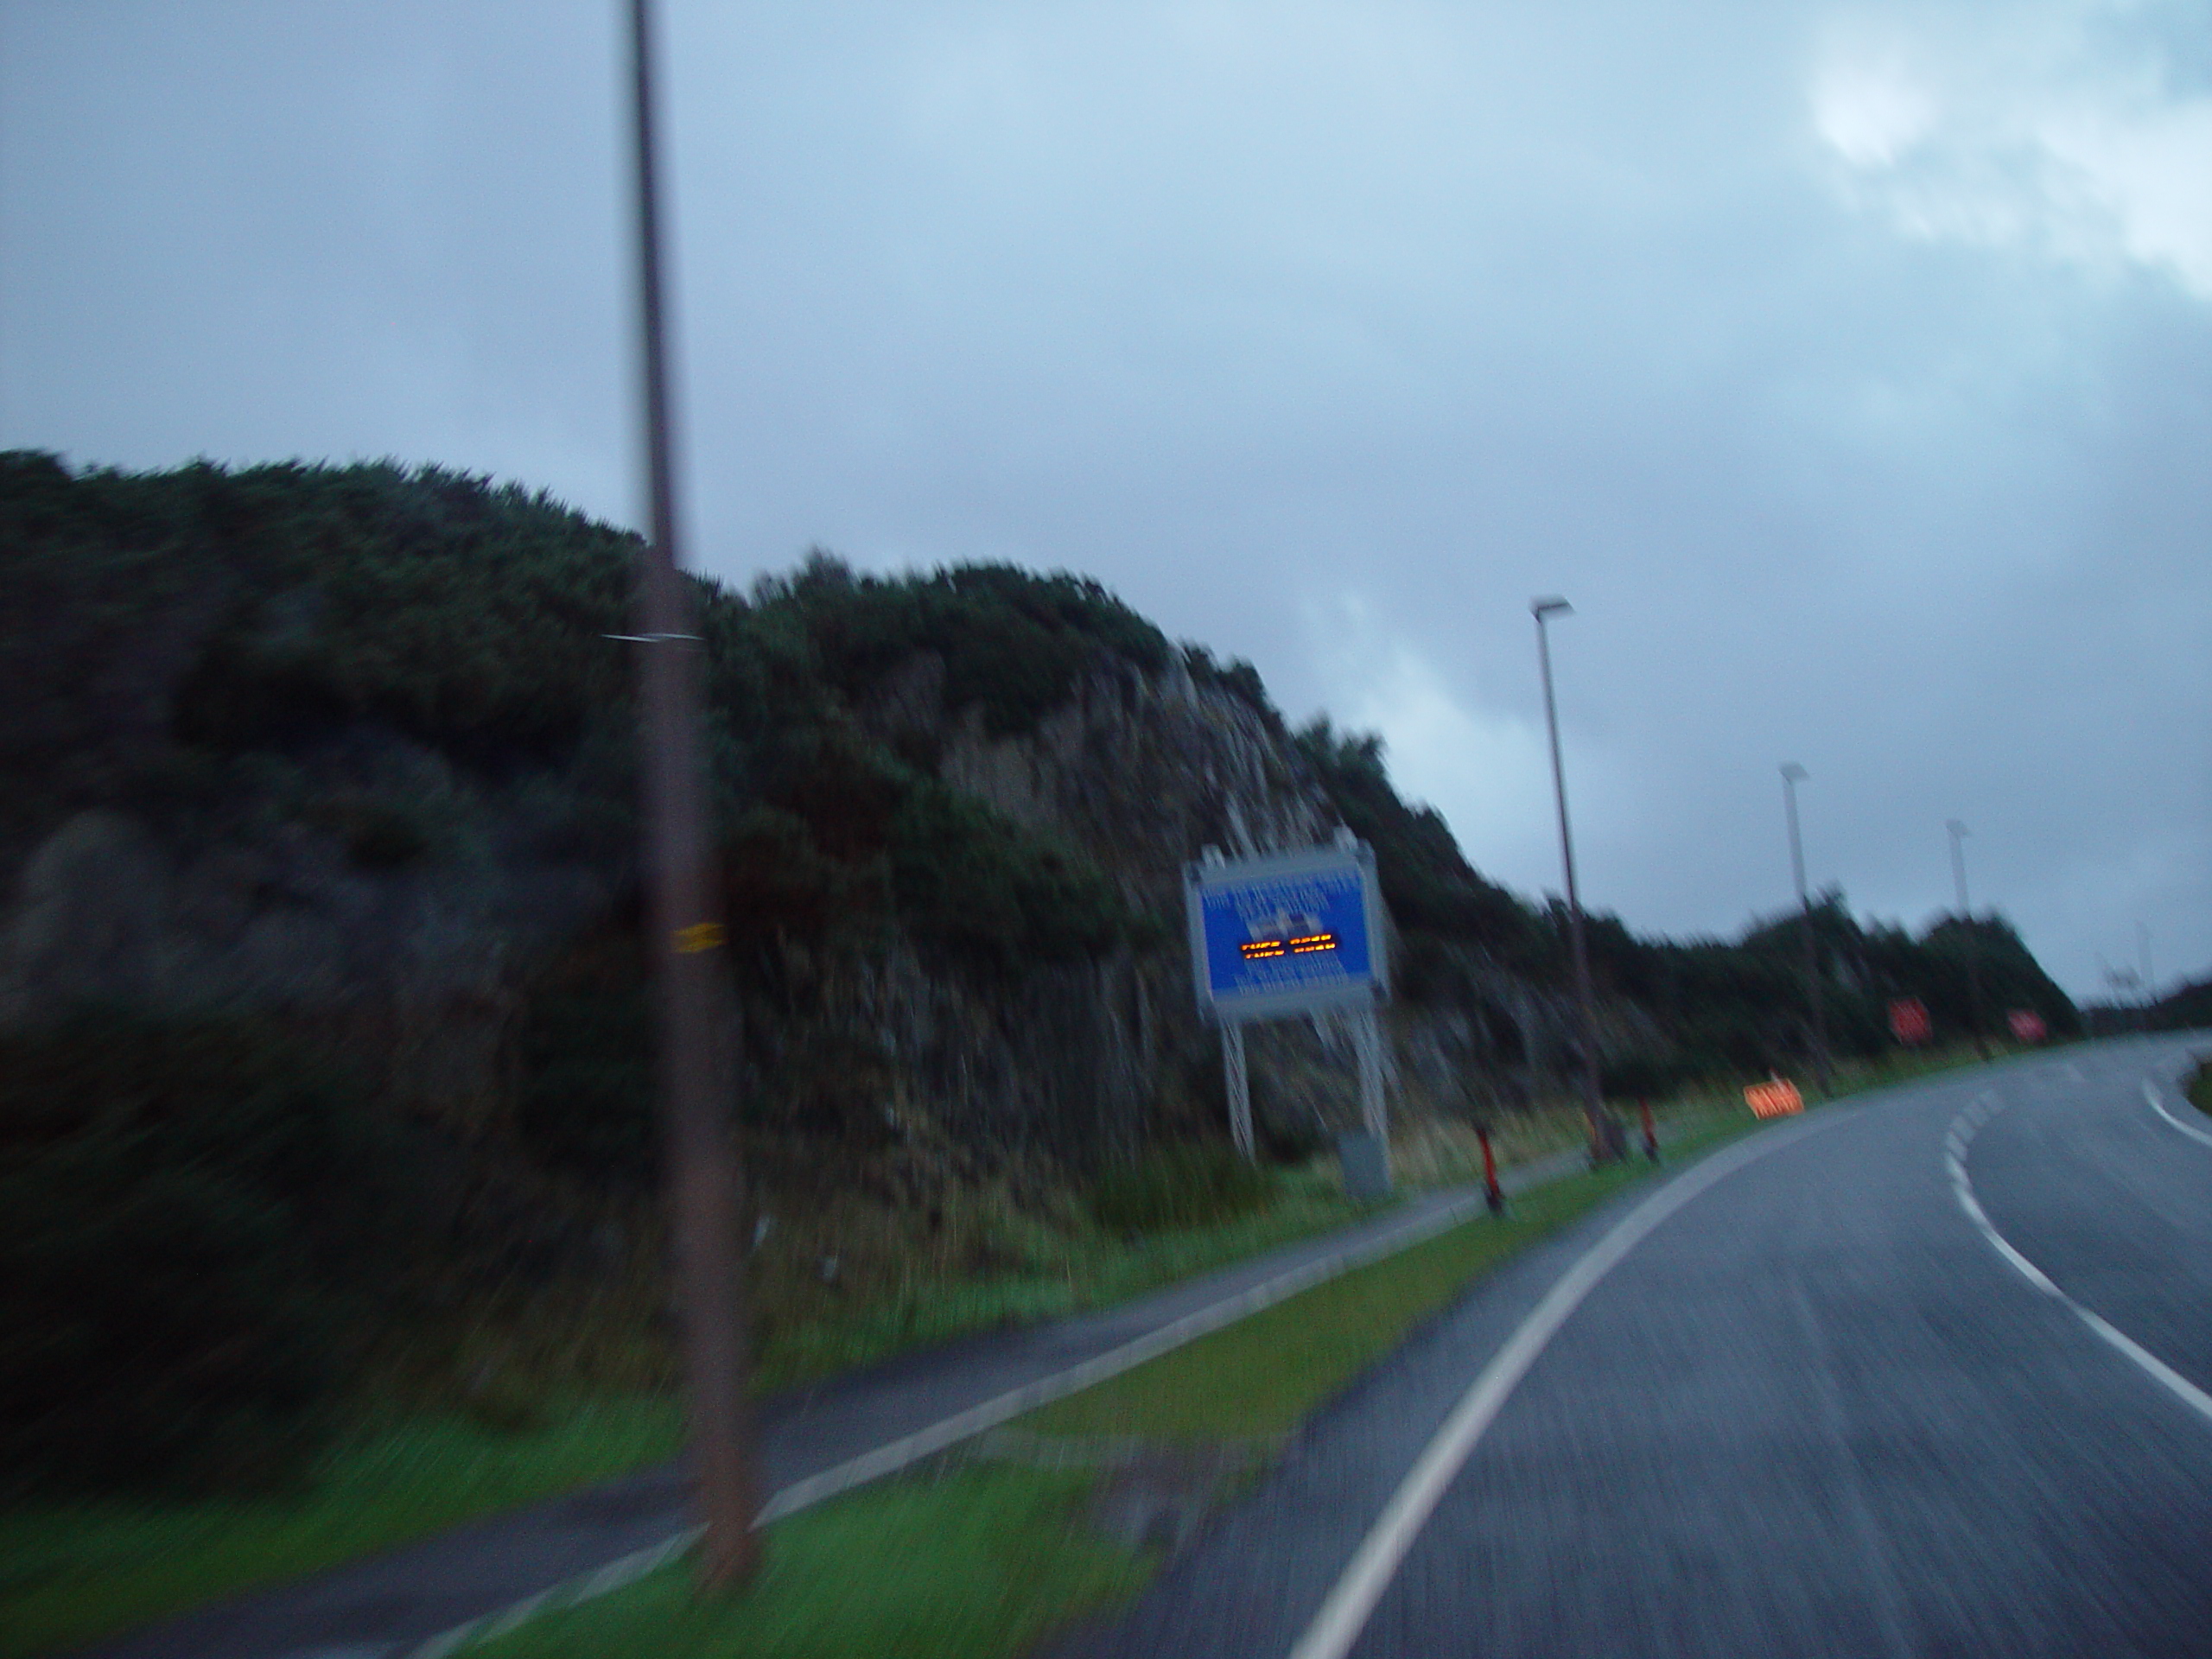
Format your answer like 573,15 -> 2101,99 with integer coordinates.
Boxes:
1948,1094 -> 2212,1432
756,1187 -> 1498,1522
1285,1115 -> 1845,1659
2142,1079 -> 2212,1151
397,1181 -> 1510,1658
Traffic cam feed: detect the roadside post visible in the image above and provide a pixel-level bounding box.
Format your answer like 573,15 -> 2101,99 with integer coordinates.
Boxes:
1186,834 -> 1391,1194
620,0 -> 756,1591
1479,1125 -> 1504,1214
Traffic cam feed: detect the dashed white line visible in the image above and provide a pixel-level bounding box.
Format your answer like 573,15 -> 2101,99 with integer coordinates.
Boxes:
1947,1089 -> 2212,1429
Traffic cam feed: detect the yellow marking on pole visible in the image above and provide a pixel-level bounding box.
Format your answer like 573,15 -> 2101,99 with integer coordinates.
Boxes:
675,922 -> 727,953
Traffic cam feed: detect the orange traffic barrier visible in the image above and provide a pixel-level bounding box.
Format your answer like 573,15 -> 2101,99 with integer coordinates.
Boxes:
1744,1077 -> 1803,1119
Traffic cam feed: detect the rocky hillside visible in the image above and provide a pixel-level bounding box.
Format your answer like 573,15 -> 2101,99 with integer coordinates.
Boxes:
1,452 -> 2085,1495
0,451 -> 2081,1165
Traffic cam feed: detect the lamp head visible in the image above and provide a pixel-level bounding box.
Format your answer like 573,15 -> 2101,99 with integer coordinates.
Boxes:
1780,762 -> 1808,784
1530,595 -> 1573,620
1948,818 -> 1969,839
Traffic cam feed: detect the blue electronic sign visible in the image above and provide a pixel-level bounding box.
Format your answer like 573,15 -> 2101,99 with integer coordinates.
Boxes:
1185,842 -> 1387,1020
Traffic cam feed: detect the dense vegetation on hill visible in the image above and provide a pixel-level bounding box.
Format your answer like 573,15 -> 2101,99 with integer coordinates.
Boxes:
2142,975 -> 2212,1033
0,454 -> 2078,1497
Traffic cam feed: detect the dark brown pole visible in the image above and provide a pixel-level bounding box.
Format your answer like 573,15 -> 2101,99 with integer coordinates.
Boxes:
626,0 -> 760,1592
1948,820 -> 1988,1062
1780,765 -> 1831,1094
1533,599 -> 1606,1161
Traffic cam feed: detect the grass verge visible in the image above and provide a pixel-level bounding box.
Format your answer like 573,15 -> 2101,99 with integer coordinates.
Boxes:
480,1464 -> 1148,1659
1024,1112 -> 1758,1444
0,1402 -> 683,1659
473,1111 -> 1776,1659
2188,1062 -> 2211,1119
0,1178 -> 1363,1658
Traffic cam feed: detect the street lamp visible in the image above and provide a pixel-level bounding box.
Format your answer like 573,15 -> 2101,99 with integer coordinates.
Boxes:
1947,819 -> 1987,1059
1778,765 -> 1830,1093
1531,596 -> 1606,1160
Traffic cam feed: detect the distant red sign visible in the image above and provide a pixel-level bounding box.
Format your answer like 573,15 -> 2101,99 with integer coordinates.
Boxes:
1890,998 -> 1932,1045
2007,1009 -> 2047,1043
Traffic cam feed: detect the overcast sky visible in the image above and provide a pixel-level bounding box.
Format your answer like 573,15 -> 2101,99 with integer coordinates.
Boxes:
4,0 -> 2207,1000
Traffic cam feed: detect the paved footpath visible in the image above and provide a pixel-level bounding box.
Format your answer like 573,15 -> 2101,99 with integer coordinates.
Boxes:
86,1141 -> 1610,1659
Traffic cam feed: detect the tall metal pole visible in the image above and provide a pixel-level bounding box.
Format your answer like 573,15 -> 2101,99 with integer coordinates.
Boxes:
626,0 -> 759,1592
1532,598 -> 1605,1160
1948,819 -> 1986,1061
2139,921 -> 2155,1030
1779,765 -> 1830,1093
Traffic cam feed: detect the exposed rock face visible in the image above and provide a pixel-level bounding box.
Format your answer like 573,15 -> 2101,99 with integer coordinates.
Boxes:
0,624 -> 1586,1167
0,635 -> 1614,1166
783,653 -> 1363,1162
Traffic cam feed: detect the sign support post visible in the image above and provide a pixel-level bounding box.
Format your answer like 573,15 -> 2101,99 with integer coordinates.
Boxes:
1224,1020 -> 1253,1160
1355,1007 -> 1385,1139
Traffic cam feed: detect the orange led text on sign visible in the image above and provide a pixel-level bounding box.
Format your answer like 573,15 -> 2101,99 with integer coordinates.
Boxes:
1241,931 -> 1337,961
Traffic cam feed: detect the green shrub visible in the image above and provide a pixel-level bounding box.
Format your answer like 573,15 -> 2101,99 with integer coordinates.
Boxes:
888,785 -> 1129,969
0,1013 -> 419,1497
1090,1143 -> 1272,1234
513,935 -> 658,1187
765,555 -> 1173,738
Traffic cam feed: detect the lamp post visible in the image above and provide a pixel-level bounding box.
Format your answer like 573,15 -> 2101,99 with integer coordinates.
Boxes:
1779,765 -> 1830,1093
1532,597 -> 1606,1160
625,0 -> 759,1591
1947,819 -> 1987,1060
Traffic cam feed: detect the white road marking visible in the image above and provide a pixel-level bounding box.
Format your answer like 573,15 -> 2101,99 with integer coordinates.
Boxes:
1947,1091 -> 2212,1430
1286,1112 -> 1848,1659
397,1179 -> 1518,1658
2142,1079 -> 2212,1151
754,1185 -> 1504,1523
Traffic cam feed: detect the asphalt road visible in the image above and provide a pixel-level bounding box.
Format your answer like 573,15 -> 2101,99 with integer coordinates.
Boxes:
1063,1037 -> 2212,1659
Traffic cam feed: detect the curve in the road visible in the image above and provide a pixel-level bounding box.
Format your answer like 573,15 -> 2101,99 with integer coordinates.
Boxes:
1285,1110 -> 1851,1659
1065,1038 -> 2212,1659
1947,1083 -> 2212,1431
2144,1077 -> 2212,1152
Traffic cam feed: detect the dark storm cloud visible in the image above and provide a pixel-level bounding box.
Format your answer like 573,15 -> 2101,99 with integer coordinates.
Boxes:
4,0 -> 2206,995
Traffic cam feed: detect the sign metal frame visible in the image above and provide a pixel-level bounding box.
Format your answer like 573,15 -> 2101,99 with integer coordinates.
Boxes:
1185,842 -> 1389,1023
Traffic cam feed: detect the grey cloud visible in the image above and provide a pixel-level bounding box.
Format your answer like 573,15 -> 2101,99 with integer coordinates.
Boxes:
3,0 -> 2204,996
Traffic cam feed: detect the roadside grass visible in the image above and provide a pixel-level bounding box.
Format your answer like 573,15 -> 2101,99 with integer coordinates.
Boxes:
471,1110 -> 1777,1659
0,1177 -> 1363,1657
0,1400 -> 683,1659
478,1463 -> 1148,1659
750,1166 -> 1368,1391
2188,1062 -> 2211,1118
1024,1111 -> 1760,1445
4,1048 -> 1983,1657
